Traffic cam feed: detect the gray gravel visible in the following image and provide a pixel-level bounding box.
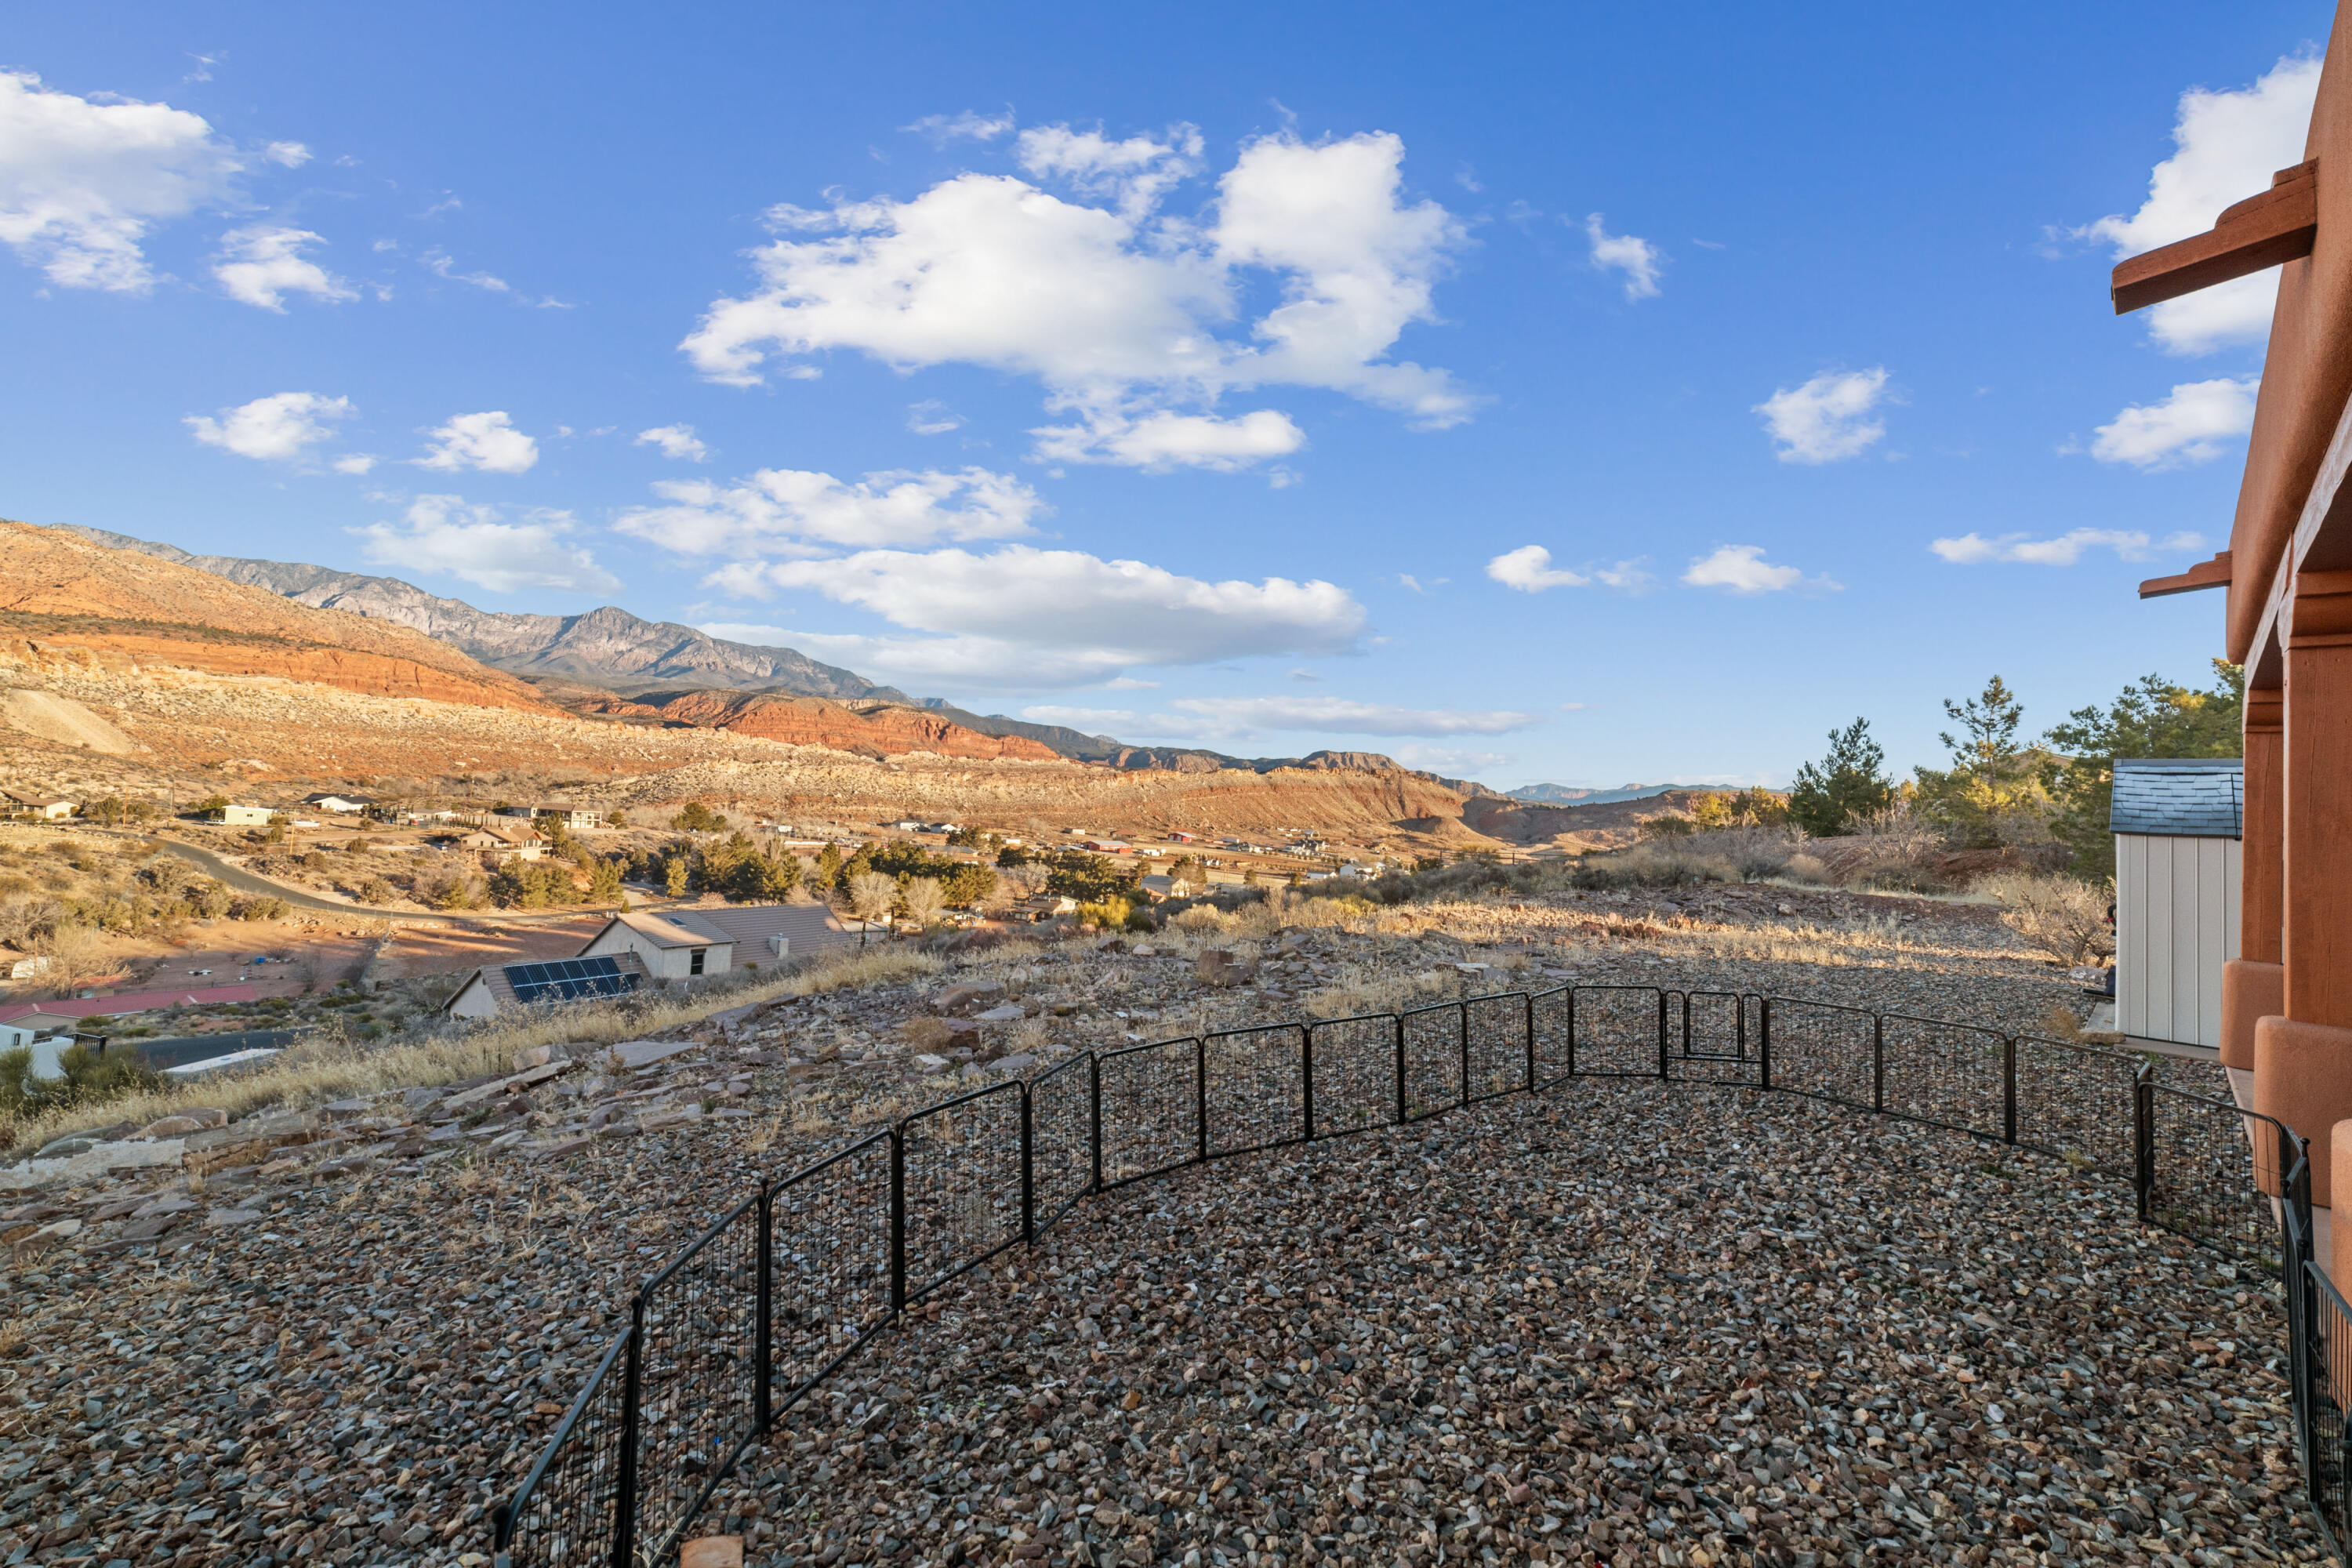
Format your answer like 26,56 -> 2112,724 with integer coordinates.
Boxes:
0,890 -> 2296,1567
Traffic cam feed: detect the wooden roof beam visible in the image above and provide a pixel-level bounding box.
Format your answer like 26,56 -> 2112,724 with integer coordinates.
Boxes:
2139,550 -> 2233,600
2112,161 -> 2318,314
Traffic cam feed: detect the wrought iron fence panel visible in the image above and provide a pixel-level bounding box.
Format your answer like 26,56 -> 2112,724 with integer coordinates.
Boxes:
768,1131 -> 894,1413
2303,1259 -> 2351,1555
1763,996 -> 1876,1109
1305,1014 -> 1400,1137
1530,985 -> 1572,1087
491,1326 -> 632,1568
1877,1013 -> 2006,1139
1400,1001 -> 1464,1120
2140,1084 -> 2298,1269
1029,1051 -> 1095,1233
1571,985 -> 1664,1077
1675,991 -> 1759,1086
1097,1036 -> 1201,1188
1465,992 -> 1530,1103
1205,1023 -> 1308,1157
631,1196 -> 763,1563
2012,1035 -> 2140,1176
898,1082 -> 1025,1300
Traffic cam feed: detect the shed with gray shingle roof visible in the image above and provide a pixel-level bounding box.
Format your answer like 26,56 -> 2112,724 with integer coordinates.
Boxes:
2111,757 -> 2243,1051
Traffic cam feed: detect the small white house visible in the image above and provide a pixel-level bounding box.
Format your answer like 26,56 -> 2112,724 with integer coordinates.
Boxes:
212,804 -> 275,826
2112,757 -> 2243,1051
580,910 -> 738,979
303,793 -> 372,814
4,793 -> 77,821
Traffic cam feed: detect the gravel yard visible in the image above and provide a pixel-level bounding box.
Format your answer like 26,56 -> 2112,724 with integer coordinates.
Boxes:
0,887 -> 2301,1567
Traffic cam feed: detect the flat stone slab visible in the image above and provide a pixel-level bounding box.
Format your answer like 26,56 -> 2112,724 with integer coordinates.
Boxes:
610,1040 -> 701,1070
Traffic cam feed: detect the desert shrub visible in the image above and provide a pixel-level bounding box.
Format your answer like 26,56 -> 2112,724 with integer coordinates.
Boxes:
353,877 -> 397,906
671,801 -> 728,832
1639,813 -> 1696,840
1123,906 -> 1156,933
1976,869 -> 2114,964
1570,844 -> 1729,891
0,1041 -> 165,1123
1075,897 -> 1132,929
230,895 -> 289,921
1171,905 -> 1227,934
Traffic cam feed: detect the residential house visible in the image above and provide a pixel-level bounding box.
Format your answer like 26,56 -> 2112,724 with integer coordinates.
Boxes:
442,951 -> 652,1021
303,793 -> 372,814
1012,895 -> 1080,921
452,824 -> 543,863
3,793 -> 77,821
210,804 -> 275,826
532,806 -> 604,832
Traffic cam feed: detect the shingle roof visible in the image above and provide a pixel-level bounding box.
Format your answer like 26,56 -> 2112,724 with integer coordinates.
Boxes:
2110,757 -> 2243,837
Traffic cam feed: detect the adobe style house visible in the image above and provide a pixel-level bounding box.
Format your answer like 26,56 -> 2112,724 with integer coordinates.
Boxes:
2116,7 -> 2352,1285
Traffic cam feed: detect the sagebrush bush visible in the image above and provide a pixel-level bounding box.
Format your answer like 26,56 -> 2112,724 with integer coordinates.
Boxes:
1976,869 -> 2114,964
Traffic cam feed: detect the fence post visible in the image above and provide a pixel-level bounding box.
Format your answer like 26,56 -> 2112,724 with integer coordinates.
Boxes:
1566,987 -> 1578,1079
1195,1037 -> 1209,1163
1759,996 -> 1771,1092
888,1128 -> 907,1313
1019,1085 -> 1036,1246
1523,991 -> 1535,1094
1457,1003 -> 1470,1110
2132,1066 -> 2155,1224
754,1181 -> 773,1435
1871,1012 -> 1886,1114
611,1311 -> 644,1568
1088,1051 -> 1104,1196
1302,1024 -> 1316,1142
1656,990 -> 1668,1081
1393,1013 -> 1406,1123
2002,1036 -> 2018,1146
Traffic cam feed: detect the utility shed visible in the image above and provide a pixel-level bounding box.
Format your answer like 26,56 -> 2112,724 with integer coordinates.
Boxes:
2111,757 -> 2244,1050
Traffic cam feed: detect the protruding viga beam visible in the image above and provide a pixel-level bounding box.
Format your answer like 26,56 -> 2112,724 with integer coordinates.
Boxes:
2113,161 -> 2320,314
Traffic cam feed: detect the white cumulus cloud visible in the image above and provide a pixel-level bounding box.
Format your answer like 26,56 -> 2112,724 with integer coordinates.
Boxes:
701,544 -> 1365,691
2082,54 -> 2321,354
1486,545 -> 1587,591
906,400 -> 964,435
184,390 -> 354,462
1029,408 -> 1304,470
355,495 -> 618,595
2089,376 -> 2259,468
0,69 -> 244,290
1930,528 -> 2207,565
1682,544 -> 1838,594
416,411 -> 538,474
1584,213 -> 1661,299
212,224 -> 356,310
1486,545 -> 1650,593
680,128 -> 1471,470
616,466 -> 1044,554
635,424 -> 710,461
1754,368 -> 1891,463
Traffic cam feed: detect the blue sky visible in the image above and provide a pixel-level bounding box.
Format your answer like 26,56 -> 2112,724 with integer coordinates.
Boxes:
0,2 -> 2319,789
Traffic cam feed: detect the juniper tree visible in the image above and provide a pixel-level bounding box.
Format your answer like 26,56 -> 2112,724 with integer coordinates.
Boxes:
1787,718 -> 1893,837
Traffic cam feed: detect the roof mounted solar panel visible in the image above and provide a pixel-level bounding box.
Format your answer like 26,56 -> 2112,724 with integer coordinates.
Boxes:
504,953 -> 637,1006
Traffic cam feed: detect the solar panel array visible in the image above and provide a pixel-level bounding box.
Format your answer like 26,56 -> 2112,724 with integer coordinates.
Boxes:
505,955 -> 640,1005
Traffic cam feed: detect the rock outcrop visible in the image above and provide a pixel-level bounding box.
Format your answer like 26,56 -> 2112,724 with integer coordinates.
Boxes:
633,691 -> 1063,761
0,521 -> 556,715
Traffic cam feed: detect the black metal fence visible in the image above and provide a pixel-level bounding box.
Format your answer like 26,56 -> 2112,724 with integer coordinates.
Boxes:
488,983 -> 2321,1568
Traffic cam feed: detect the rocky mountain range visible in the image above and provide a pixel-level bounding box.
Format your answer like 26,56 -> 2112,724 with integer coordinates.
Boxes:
63,528 -> 908,703
1504,782 -> 1682,805
52,525 -> 1501,789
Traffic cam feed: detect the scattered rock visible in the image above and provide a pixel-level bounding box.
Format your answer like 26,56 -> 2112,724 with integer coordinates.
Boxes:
609,1039 -> 699,1071
937,982 -> 1007,1016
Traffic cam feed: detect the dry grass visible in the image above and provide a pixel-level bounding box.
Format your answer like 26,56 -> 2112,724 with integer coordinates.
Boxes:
2,942 -> 943,1154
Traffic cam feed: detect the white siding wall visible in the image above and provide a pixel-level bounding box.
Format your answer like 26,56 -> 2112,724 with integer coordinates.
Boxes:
2116,833 -> 2242,1048
579,926 -> 729,980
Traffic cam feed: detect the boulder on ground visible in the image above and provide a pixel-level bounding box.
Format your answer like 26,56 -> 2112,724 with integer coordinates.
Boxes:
936,982 -> 1007,1017
608,1039 -> 698,1071
973,1004 -> 1026,1022
902,1017 -> 983,1052
1194,949 -> 1259,988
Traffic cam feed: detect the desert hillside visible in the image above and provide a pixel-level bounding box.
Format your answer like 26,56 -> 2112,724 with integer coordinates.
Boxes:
572,688 -> 1065,763
0,520 -> 554,715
